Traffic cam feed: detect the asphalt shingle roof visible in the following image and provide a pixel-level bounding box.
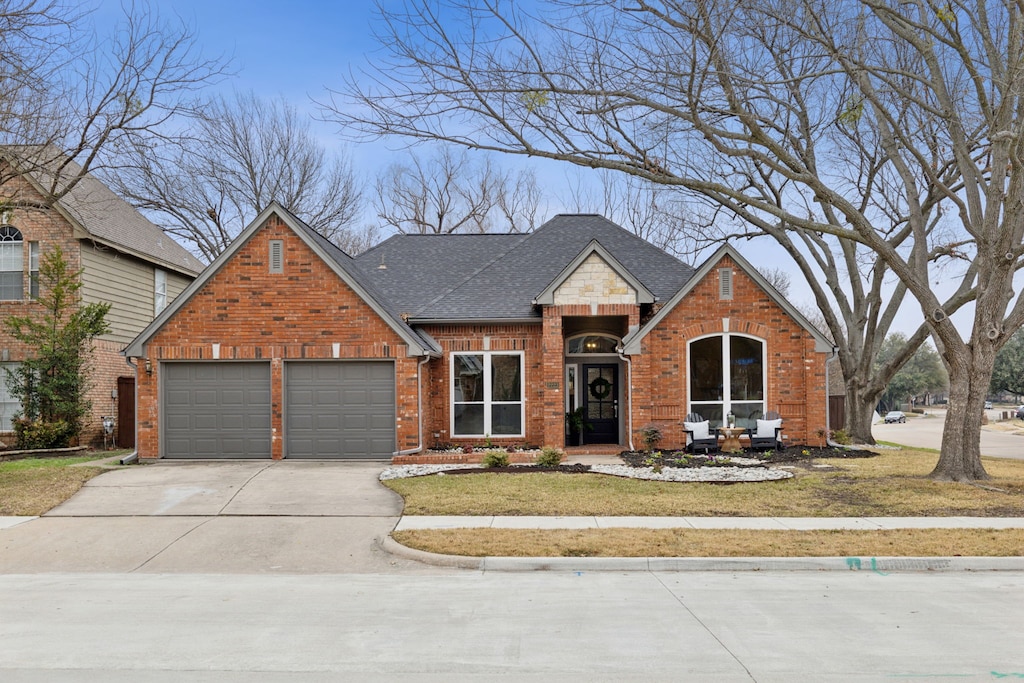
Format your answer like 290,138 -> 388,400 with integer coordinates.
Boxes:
353,215 -> 695,321
18,150 -> 204,275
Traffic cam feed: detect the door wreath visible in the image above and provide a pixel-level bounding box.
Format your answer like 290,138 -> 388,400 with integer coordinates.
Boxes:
588,376 -> 612,400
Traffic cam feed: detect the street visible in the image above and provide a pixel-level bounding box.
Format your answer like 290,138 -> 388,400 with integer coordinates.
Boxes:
872,408 -> 1024,460
2,571 -> 1023,681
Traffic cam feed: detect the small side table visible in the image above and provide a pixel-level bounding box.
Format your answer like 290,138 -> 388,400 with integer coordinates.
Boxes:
718,426 -> 746,454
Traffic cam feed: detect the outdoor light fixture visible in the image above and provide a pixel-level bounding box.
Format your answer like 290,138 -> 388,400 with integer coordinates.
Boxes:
144,359 -> 152,375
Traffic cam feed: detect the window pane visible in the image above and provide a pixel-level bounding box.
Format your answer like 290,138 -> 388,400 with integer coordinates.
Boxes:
491,354 -> 521,401
689,337 -> 723,401
29,242 -> 38,299
730,402 -> 763,429
453,404 -> 484,436
0,362 -> 20,429
0,271 -> 22,300
730,336 -> 764,400
0,242 -> 21,274
691,403 -> 723,427
491,404 -> 522,435
568,335 -> 618,354
454,354 -> 484,402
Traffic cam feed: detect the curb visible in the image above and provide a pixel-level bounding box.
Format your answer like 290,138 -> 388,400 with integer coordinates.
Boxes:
382,536 -> 1024,572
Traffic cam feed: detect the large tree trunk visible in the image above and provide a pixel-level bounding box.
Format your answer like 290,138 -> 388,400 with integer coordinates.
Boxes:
930,349 -> 991,481
843,381 -> 879,445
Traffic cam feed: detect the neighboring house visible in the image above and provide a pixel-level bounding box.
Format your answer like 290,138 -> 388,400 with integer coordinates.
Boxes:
0,152 -> 202,447
125,204 -> 833,461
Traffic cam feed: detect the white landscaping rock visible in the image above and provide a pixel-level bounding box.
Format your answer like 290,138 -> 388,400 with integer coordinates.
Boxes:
379,462 -> 792,482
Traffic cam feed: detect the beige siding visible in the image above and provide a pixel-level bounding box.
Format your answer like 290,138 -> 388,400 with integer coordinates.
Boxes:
80,244 -> 195,344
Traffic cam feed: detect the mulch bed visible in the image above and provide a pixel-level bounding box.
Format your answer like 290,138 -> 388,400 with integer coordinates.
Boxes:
430,445 -> 878,475
620,445 -> 878,469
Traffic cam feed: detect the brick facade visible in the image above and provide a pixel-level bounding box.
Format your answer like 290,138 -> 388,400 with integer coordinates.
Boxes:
134,214 -> 422,460
0,175 -> 123,447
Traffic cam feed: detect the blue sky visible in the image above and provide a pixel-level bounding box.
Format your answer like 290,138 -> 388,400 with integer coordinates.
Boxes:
91,0 -> 975,340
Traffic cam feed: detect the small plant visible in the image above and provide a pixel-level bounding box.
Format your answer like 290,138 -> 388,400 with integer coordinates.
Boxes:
831,428 -> 852,445
484,433 -> 493,448
802,449 -> 811,457
13,418 -> 74,450
535,446 -> 564,468
640,424 -> 663,451
481,449 -> 510,468
643,451 -> 664,473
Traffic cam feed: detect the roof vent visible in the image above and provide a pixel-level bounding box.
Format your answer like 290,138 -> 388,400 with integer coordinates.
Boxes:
719,268 -> 733,300
269,240 -> 283,273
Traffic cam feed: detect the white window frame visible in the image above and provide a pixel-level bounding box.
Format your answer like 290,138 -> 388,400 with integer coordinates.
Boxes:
28,241 -> 39,299
154,268 -> 167,315
0,362 -> 21,431
0,226 -> 24,301
450,351 -> 525,438
687,333 -> 767,427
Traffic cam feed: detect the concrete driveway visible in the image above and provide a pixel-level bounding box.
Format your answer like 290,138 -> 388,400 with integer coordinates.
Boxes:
0,460 -> 443,575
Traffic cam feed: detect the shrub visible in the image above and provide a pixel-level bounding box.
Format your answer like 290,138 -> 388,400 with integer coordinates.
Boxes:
640,424 -> 663,451
13,418 -> 74,449
831,428 -> 852,445
481,449 -> 510,468
535,446 -> 563,468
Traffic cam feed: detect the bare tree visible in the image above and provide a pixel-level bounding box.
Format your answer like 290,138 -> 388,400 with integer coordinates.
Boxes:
756,267 -> 791,299
110,91 -> 362,261
324,0 -> 1019,481
562,171 -> 695,255
0,1 -> 227,205
374,148 -> 542,234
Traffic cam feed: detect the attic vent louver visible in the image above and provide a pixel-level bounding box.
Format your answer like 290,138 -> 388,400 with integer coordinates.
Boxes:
719,268 -> 733,300
269,240 -> 283,273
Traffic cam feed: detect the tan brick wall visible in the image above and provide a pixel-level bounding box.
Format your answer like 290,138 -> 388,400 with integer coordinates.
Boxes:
632,255 -> 828,448
135,214 -> 422,459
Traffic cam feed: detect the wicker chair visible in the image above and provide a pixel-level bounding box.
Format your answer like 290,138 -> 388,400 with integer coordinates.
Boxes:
683,412 -> 719,453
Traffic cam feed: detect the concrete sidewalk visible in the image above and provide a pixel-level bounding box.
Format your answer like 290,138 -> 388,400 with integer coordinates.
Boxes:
395,515 -> 1024,530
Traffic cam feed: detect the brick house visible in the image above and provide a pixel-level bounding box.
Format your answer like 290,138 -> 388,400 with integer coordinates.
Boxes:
124,204 -> 833,461
0,154 -> 202,447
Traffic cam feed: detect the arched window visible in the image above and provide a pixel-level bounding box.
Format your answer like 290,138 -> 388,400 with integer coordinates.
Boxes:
688,334 -> 765,428
0,226 -> 23,300
566,334 -> 619,355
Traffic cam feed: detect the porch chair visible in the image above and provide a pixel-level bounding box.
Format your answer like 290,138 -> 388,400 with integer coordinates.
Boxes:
748,410 -> 784,451
683,412 -> 719,454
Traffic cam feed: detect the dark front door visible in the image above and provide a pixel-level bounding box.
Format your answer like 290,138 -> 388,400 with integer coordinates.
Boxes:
582,364 -> 619,444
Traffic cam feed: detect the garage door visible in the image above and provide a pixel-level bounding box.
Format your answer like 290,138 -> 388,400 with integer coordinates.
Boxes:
163,362 -> 272,459
285,361 -> 396,459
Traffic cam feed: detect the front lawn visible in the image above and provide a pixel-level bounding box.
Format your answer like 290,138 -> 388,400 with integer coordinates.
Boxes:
0,455 -> 113,515
383,449 -> 1024,517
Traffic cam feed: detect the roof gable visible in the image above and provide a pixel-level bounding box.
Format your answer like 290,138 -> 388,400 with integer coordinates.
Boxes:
353,214 -> 694,322
3,147 -> 203,276
534,240 -> 654,306
621,243 -> 833,354
124,203 -> 439,358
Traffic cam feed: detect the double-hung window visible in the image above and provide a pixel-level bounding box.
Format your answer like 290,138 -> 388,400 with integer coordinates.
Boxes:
154,269 -> 167,314
451,352 -> 524,437
0,227 -> 23,300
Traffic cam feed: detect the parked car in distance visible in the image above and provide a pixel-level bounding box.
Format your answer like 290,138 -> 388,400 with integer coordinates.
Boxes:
1016,406 -> 1024,420
984,401 -> 993,409
884,410 -> 907,423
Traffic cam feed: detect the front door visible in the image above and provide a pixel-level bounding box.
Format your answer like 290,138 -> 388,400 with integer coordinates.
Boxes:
582,364 -> 619,444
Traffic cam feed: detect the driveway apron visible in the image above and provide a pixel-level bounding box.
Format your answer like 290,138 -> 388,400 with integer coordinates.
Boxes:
0,461 -> 440,575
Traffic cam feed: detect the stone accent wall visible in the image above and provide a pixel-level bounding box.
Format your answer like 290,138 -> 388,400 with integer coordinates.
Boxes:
134,214 -> 421,459
630,255 -> 828,448
553,253 -> 637,305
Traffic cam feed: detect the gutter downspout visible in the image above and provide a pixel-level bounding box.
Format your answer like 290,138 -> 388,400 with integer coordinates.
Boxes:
396,354 -> 431,456
825,346 -> 844,448
119,356 -> 139,465
617,349 -> 635,452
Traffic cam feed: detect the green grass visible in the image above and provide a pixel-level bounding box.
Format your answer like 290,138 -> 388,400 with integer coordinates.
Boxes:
383,449 -> 1024,517
0,454 -> 117,515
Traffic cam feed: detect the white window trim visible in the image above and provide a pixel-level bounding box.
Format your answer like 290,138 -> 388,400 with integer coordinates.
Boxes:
687,332 -> 767,424
450,350 -> 525,438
